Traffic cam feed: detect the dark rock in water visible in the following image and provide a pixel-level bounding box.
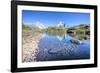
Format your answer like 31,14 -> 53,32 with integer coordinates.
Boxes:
70,39 -> 82,44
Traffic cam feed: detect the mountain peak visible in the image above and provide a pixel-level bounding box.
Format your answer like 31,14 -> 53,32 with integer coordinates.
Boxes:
32,21 -> 46,29
56,21 -> 65,27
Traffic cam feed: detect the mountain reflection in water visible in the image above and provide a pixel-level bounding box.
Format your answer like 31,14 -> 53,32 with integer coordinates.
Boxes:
35,33 -> 90,61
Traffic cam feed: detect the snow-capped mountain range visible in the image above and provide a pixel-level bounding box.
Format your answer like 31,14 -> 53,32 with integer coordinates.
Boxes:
32,22 -> 46,29
31,21 -> 65,29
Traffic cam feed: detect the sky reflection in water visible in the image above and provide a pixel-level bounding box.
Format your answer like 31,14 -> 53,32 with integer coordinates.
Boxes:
35,33 -> 90,61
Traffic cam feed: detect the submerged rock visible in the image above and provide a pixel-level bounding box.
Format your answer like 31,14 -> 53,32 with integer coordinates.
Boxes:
70,39 -> 82,44
48,48 -> 61,54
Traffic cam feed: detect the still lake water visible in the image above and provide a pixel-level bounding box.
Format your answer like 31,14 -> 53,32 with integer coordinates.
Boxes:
35,33 -> 90,61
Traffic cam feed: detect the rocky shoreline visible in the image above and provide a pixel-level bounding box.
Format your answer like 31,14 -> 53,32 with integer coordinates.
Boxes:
22,30 -> 42,62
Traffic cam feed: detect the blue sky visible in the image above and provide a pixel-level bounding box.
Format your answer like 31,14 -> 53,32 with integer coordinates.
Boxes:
22,10 -> 90,27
